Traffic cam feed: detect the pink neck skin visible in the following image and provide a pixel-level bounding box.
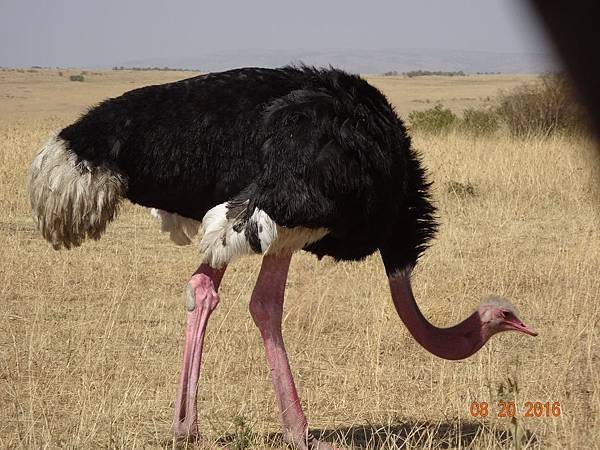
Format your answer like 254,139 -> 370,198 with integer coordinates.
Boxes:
388,269 -> 487,360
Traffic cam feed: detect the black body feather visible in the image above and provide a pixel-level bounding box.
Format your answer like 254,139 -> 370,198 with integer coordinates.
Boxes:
58,66 -> 437,271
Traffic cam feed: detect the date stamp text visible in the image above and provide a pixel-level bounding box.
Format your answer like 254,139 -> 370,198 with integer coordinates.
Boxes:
470,401 -> 561,418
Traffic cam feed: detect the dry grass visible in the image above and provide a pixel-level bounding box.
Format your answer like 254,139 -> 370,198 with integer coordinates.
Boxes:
0,70 -> 599,449
367,73 -> 538,116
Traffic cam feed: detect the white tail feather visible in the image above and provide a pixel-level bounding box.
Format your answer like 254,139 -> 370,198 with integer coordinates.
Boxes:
28,133 -> 125,249
150,208 -> 200,245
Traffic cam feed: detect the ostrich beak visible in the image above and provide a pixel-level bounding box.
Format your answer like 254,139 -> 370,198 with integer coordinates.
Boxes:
504,316 -> 538,336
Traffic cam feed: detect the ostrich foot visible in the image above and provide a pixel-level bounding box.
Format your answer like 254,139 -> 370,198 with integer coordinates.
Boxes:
284,432 -> 338,450
171,420 -> 200,442
303,436 -> 338,450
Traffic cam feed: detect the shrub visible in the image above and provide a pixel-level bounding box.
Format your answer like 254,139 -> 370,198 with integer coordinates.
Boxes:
446,180 -> 477,198
231,415 -> 252,450
405,70 -> 465,78
69,74 -> 85,82
408,104 -> 457,133
459,107 -> 499,136
495,73 -> 586,137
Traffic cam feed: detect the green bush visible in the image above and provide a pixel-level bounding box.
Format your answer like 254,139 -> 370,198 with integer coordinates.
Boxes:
231,415 -> 252,450
459,107 -> 499,136
69,74 -> 85,82
495,73 -> 586,137
408,104 -> 458,133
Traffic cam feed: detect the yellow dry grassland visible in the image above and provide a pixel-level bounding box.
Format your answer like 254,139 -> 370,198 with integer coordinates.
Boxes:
0,69 -> 598,449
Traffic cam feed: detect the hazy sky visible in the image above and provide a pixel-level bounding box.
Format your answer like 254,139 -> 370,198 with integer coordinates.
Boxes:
0,0 -> 551,68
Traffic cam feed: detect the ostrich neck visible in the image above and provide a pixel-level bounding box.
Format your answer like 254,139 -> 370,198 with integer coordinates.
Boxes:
388,271 -> 486,360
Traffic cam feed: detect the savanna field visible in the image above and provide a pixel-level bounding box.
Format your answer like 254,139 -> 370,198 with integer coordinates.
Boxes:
0,69 -> 598,449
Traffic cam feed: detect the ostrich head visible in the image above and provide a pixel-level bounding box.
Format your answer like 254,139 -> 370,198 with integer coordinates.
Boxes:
387,270 -> 538,360
478,296 -> 538,340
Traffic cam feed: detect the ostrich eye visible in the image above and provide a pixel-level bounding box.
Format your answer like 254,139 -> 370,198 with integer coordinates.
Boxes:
502,310 -> 515,320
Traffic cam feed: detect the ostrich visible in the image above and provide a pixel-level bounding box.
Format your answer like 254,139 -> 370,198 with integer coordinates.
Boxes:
28,66 -> 537,449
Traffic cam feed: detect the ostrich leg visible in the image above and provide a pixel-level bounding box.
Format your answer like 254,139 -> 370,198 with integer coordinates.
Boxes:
249,254 -> 336,450
172,263 -> 226,439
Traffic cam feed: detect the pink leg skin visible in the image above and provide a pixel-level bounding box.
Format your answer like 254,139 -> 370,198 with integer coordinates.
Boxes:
172,264 -> 226,440
249,254 -> 336,450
